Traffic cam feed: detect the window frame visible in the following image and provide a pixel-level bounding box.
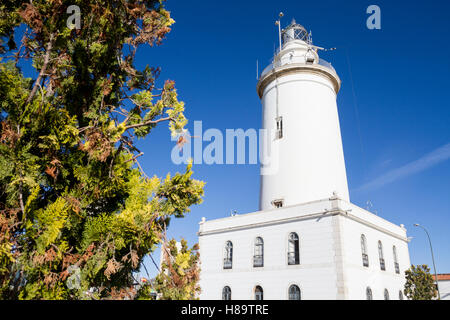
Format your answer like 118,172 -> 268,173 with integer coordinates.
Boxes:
287,232 -> 300,265
384,289 -> 390,300
378,241 -> 386,271
366,287 -> 373,300
272,199 -> 284,208
393,245 -> 400,274
276,116 -> 283,139
254,285 -> 264,300
288,284 -> 301,300
361,234 -> 369,267
223,241 -> 233,270
253,237 -> 264,268
222,286 -> 232,300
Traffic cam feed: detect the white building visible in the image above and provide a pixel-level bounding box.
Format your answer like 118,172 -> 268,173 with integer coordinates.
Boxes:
198,19 -> 411,300
434,274 -> 450,300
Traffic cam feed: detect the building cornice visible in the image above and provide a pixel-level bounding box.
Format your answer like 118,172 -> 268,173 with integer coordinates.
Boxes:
198,209 -> 409,243
198,209 -> 337,236
342,211 -> 408,242
256,63 -> 341,98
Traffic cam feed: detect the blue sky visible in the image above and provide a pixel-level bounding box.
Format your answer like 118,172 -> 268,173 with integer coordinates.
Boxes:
6,0 -> 449,280
135,0 -> 450,278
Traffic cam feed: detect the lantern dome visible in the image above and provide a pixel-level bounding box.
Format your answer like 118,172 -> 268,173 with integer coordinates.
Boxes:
281,19 -> 310,46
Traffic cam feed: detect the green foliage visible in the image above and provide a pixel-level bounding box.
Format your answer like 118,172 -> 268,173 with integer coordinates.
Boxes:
404,264 -> 438,300
153,238 -> 201,300
0,0 -> 204,299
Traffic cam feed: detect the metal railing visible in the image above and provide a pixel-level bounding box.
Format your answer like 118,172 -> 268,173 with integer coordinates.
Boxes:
318,58 -> 337,73
223,259 -> 232,269
380,258 -> 386,271
288,252 -> 299,265
253,255 -> 264,267
222,292 -> 231,300
362,254 -> 369,267
289,291 -> 301,300
259,57 -> 336,79
260,64 -> 274,78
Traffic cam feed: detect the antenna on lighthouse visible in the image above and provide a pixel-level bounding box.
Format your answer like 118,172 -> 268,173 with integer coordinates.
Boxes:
301,28 -> 337,53
256,59 -> 259,80
275,12 -> 284,52
309,44 -> 337,52
366,200 -> 378,215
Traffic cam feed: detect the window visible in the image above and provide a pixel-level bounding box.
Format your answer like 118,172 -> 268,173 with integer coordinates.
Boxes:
361,234 -> 369,267
253,237 -> 264,267
288,285 -> 301,300
222,286 -> 231,300
255,286 -> 263,300
378,241 -> 385,271
288,233 -> 300,265
384,289 -> 389,300
223,241 -> 233,269
305,49 -> 315,64
399,290 -> 403,300
276,117 -> 283,139
393,246 -> 400,274
366,287 -> 373,300
272,199 -> 283,208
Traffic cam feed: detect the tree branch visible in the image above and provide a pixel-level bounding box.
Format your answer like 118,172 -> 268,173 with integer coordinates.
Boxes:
16,125 -> 25,217
25,33 -> 55,106
124,116 -> 173,130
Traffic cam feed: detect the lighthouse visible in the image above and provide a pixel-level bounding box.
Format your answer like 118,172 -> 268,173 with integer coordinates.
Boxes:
257,19 -> 349,211
198,17 -> 411,300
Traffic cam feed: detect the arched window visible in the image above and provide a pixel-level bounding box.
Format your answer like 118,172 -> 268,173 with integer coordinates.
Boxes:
378,241 -> 385,271
288,285 -> 301,300
399,290 -> 403,300
384,289 -> 389,300
222,286 -> 231,300
361,234 -> 369,267
366,287 -> 373,300
255,286 -> 263,300
393,245 -> 399,274
288,233 -> 300,265
223,241 -> 233,269
253,237 -> 264,267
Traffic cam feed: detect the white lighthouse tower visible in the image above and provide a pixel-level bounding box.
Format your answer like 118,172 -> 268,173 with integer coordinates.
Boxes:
198,17 -> 411,300
258,19 -> 349,211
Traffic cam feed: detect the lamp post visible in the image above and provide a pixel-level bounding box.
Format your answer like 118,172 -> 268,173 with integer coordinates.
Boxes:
414,223 -> 441,299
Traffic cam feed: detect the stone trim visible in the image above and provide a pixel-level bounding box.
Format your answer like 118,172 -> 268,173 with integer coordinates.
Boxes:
198,210 -> 337,236
257,63 -> 341,98
198,209 -> 409,243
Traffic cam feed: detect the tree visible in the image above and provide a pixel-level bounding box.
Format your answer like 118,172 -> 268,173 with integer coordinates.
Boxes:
152,238 -> 201,300
0,0 -> 204,299
404,264 -> 438,300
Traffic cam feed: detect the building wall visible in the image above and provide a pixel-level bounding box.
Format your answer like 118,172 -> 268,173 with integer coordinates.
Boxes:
199,214 -> 339,300
339,214 -> 410,300
198,199 -> 410,300
438,280 -> 450,300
